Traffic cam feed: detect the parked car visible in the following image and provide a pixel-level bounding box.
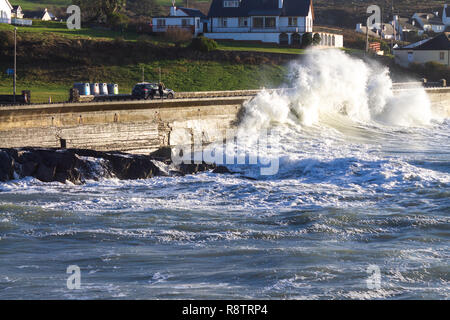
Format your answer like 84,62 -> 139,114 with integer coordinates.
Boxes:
131,82 -> 175,100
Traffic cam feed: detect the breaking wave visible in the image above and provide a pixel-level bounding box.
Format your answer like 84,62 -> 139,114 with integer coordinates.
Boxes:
240,49 -> 442,134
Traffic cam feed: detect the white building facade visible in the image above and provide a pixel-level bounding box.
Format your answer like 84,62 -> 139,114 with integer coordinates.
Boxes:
0,0 -> 12,24
204,0 -> 342,46
152,6 -> 206,37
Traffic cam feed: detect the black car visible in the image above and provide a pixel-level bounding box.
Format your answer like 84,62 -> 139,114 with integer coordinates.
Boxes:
131,82 -> 175,100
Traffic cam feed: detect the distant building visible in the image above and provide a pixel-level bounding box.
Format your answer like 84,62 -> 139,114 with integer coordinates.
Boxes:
394,32 -> 450,67
11,5 -> 23,18
444,4 -> 450,28
152,5 -> 207,37
0,0 -> 12,24
26,8 -> 56,21
412,12 -> 446,33
393,16 -> 423,39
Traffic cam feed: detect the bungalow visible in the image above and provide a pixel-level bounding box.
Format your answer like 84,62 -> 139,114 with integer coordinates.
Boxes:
152,5 -> 207,37
394,32 -> 450,67
11,5 -> 23,18
205,0 -> 320,45
0,0 -> 12,24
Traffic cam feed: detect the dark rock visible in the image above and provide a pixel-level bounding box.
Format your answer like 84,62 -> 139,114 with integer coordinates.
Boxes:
149,147 -> 172,162
213,166 -> 232,174
35,163 -> 56,182
20,161 -> 38,177
0,151 -> 14,181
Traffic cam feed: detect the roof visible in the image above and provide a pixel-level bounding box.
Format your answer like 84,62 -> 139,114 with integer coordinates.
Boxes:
446,5 -> 450,17
208,0 -> 312,18
397,33 -> 450,50
178,7 -> 206,18
414,12 -> 444,26
4,0 -> 13,10
12,5 -> 21,11
397,17 -> 421,31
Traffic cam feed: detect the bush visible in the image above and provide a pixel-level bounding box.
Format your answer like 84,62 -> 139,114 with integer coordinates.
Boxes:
301,32 -> 313,48
409,62 -> 450,82
313,33 -> 321,45
164,27 -> 193,43
190,36 -> 218,52
107,12 -> 129,31
0,31 -> 14,48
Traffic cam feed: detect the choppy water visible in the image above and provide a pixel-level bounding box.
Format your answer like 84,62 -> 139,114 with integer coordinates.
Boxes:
0,50 -> 449,299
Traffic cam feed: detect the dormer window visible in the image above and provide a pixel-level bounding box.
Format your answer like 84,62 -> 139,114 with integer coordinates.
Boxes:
223,1 -> 240,8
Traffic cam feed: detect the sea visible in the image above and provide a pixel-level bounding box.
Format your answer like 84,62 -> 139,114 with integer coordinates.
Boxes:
0,49 -> 448,299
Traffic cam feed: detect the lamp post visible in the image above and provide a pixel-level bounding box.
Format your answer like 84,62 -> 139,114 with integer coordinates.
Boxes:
13,27 -> 17,104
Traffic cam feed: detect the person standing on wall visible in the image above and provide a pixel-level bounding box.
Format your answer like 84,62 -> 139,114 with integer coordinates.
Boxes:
158,82 -> 165,99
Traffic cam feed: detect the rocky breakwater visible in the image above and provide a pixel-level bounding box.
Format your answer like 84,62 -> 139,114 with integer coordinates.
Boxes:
0,148 -> 231,184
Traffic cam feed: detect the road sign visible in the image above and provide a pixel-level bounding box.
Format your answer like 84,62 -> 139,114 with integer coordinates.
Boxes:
6,68 -> 14,76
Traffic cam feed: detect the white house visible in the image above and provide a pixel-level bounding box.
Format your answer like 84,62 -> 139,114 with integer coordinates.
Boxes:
0,0 -> 12,24
412,12 -> 446,33
11,5 -> 23,18
205,0 -> 320,45
152,5 -> 206,37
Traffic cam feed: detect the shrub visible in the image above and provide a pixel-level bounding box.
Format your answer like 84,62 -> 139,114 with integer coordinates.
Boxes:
313,33 -> 321,45
301,32 -> 313,48
0,31 -> 14,48
190,36 -> 218,52
164,27 -> 193,43
107,12 -> 129,31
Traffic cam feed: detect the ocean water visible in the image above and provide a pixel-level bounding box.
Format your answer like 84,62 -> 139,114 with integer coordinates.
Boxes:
0,50 -> 448,299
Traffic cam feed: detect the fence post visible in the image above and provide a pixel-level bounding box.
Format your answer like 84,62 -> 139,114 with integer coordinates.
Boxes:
440,79 -> 447,87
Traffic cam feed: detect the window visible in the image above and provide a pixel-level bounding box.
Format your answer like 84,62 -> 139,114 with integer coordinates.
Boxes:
157,19 -> 165,27
223,1 -> 240,7
288,17 -> 297,27
440,52 -> 445,60
265,17 -> 276,28
252,17 -> 276,29
182,19 -> 189,27
253,17 -> 264,28
239,17 -> 248,27
220,18 -> 228,27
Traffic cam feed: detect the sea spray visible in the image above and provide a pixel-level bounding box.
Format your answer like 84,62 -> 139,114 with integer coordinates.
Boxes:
240,49 -> 438,131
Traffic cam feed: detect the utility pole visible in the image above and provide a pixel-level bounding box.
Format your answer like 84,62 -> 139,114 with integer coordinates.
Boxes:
391,0 -> 395,50
142,66 -> 145,82
159,67 -> 161,83
365,17 -> 369,54
13,27 -> 17,104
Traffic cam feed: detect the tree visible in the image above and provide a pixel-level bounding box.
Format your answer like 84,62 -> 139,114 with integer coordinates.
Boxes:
73,0 -> 126,23
301,32 -> 313,48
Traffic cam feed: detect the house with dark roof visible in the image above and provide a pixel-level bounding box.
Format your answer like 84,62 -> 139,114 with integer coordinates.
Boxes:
11,5 -> 23,18
204,0 -> 326,45
0,0 -> 12,24
412,12 -> 446,33
151,4 -> 207,36
394,32 -> 450,67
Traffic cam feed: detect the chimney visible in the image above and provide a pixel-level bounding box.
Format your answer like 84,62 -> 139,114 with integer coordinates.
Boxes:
278,0 -> 283,9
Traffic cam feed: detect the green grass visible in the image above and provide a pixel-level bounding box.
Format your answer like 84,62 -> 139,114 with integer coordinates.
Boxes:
11,0 -> 70,10
216,41 -> 306,55
0,60 -> 288,103
0,20 -> 144,41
